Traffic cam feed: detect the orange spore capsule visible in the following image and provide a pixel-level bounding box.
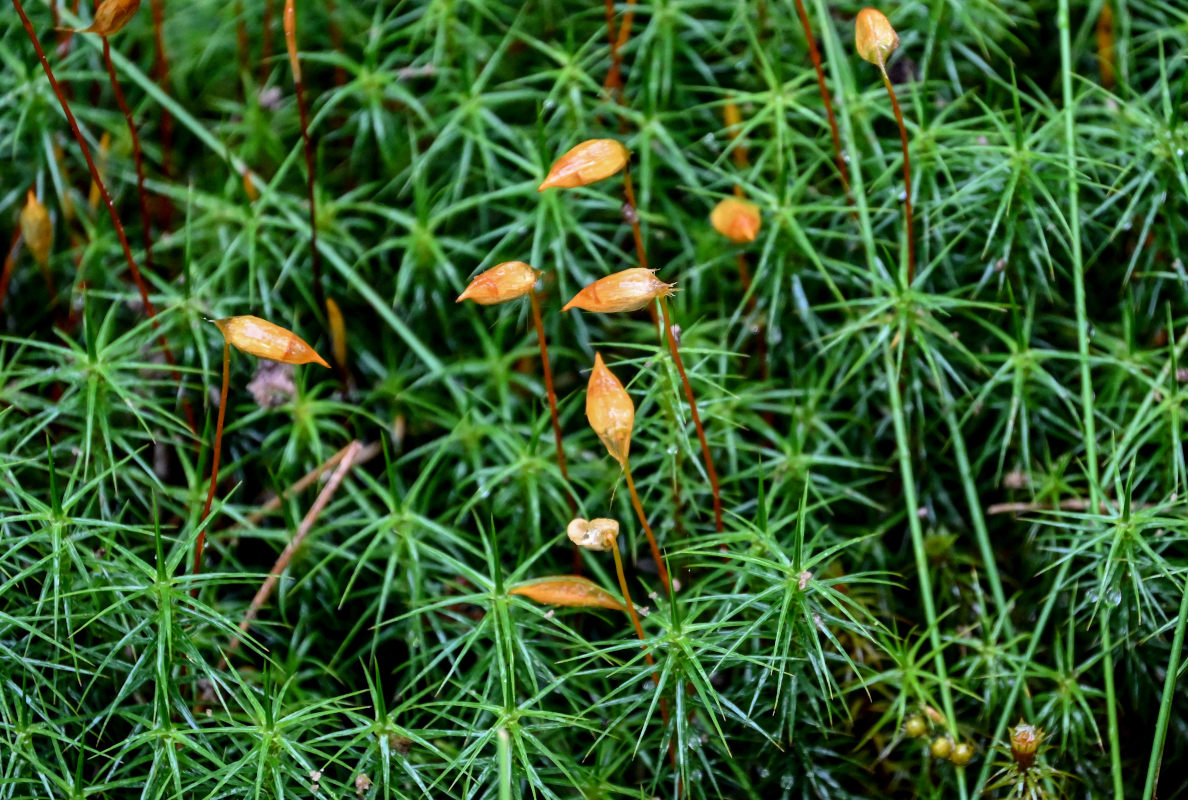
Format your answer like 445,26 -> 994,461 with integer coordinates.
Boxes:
509,575 -> 626,611
19,190 -> 52,268
64,0 -> 142,35
283,0 -> 301,81
539,139 -> 630,191
325,297 -> 348,368
710,197 -> 761,243
456,261 -> 540,305
586,353 -> 634,469
855,8 -> 899,67
562,267 -> 675,313
213,315 -> 330,368
1009,722 -> 1042,769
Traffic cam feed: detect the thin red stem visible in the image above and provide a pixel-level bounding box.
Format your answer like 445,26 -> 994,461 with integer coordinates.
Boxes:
259,0 -> 275,85
13,1 -> 153,316
623,462 -> 671,594
235,0 -> 249,77
793,0 -> 849,193
880,68 -> 915,284
284,0 -> 325,313
603,0 -> 637,95
0,227 -> 20,312
325,0 -> 347,88
611,543 -> 670,723
621,169 -> 648,272
102,37 -> 155,278
660,296 -> 723,533
148,0 -> 174,199
193,342 -> 231,595
530,291 -> 575,516
14,0 -> 195,434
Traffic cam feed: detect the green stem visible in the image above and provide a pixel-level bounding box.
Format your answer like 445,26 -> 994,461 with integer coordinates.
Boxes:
1142,573 -> 1188,800
529,291 -> 574,515
883,348 -> 960,748
1058,1 -> 1122,795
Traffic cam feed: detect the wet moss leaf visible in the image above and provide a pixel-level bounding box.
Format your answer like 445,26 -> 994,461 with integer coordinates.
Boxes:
213,315 -> 330,368
509,576 -> 625,611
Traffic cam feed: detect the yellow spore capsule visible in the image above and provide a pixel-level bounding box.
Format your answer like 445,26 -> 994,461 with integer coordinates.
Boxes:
213,315 -> 330,368
950,742 -> 975,767
904,714 -> 928,739
929,735 -> 953,760
855,8 -> 899,67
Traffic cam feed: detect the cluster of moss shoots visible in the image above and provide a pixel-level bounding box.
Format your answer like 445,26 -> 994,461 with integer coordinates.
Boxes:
8,0 -> 1016,791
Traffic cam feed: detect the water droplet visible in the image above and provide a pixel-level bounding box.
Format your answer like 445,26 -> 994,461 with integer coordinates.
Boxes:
1086,588 -> 1099,604
1107,588 -> 1122,606
757,767 -> 770,779
666,444 -> 679,456
780,774 -> 796,789
898,190 -> 907,201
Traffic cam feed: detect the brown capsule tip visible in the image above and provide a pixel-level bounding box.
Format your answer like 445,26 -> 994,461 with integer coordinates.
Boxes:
855,8 -> 899,67
1009,722 -> 1042,768
562,268 -> 676,314
710,197 -> 761,243
586,353 -> 634,468
456,261 -> 540,305
213,315 -> 330,368
567,517 -> 619,551
539,139 -> 630,191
